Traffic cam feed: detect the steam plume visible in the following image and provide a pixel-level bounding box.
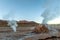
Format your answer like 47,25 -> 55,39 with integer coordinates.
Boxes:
3,11 -> 17,32
41,8 -> 60,24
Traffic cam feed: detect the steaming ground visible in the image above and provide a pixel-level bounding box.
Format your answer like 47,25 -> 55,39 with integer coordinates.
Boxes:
0,26 -> 35,40
0,25 -> 60,40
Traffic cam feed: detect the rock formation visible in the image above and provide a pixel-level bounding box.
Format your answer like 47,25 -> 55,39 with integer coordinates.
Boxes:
32,24 -> 49,33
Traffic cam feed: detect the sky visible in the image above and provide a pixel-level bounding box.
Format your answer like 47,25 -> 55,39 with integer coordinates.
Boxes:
47,16 -> 60,24
0,0 -> 60,24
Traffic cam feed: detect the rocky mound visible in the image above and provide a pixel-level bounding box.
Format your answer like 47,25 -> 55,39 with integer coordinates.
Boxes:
32,24 -> 49,33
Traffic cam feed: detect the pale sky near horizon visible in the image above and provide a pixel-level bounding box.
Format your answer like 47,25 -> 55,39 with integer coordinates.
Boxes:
0,0 -> 60,24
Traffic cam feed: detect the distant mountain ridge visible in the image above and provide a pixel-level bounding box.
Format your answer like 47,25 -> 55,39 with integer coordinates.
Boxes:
0,20 -> 39,27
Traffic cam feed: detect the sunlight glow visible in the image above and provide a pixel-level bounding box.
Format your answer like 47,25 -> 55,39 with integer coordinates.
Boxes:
47,16 -> 60,24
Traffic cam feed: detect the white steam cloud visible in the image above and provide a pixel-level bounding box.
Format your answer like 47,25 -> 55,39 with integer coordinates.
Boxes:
3,11 -> 18,32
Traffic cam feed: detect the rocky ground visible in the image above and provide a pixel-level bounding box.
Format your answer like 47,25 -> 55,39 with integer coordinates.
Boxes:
0,27 -> 60,40
0,20 -> 60,40
0,24 -> 60,40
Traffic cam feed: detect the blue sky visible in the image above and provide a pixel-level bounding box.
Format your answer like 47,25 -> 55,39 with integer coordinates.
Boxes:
0,0 -> 60,23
